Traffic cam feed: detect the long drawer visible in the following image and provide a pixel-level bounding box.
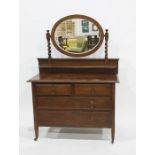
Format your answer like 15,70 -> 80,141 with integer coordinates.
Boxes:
74,84 -> 112,96
36,97 -> 112,110
34,84 -> 72,95
38,110 -> 112,128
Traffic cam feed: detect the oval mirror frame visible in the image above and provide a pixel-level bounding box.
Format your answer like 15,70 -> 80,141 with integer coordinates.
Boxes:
51,14 -> 104,57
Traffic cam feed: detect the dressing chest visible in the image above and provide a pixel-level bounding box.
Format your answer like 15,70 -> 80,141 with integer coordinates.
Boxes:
28,15 -> 119,143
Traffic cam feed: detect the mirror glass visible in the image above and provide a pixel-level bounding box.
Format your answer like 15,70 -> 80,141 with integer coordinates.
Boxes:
51,15 -> 104,57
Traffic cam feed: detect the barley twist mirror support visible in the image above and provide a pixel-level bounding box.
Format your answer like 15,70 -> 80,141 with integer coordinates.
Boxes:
46,30 -> 51,58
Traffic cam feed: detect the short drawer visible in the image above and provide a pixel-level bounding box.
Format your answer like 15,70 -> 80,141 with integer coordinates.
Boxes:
38,110 -> 112,128
35,84 -> 72,95
75,84 -> 112,96
36,97 -> 112,110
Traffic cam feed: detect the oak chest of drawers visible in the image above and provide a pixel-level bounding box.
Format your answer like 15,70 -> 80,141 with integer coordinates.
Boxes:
28,58 -> 119,143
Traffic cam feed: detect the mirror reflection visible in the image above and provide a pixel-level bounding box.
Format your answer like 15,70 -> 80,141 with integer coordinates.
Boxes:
54,18 -> 100,54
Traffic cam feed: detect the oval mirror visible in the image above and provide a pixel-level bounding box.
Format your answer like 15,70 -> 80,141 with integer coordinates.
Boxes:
51,15 -> 104,57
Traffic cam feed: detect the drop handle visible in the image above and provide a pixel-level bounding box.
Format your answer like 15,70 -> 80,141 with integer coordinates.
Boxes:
50,88 -> 56,94
51,91 -> 56,95
90,100 -> 95,109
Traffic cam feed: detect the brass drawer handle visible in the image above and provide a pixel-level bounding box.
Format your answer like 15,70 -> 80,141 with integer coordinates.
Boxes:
51,91 -> 56,95
50,87 -> 56,94
90,100 -> 95,109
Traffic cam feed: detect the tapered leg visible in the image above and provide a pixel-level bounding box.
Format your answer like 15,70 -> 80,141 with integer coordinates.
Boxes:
34,124 -> 39,141
111,127 -> 115,143
111,84 -> 115,144
32,83 -> 39,141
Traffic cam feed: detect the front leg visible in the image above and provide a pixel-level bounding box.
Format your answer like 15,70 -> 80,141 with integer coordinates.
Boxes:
34,124 -> 39,141
111,127 -> 115,143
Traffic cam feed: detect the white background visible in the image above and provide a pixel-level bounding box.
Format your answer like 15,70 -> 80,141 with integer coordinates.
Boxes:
19,0 -> 136,155
2,0 -> 155,155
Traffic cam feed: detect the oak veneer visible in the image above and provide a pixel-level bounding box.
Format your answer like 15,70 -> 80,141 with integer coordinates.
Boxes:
28,58 -> 119,143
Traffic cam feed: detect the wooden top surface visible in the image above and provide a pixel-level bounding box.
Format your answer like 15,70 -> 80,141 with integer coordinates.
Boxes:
28,73 -> 119,83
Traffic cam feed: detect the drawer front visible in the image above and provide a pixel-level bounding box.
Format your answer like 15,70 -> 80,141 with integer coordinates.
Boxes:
38,111 -> 112,128
35,84 -> 72,95
75,84 -> 112,96
36,97 -> 112,110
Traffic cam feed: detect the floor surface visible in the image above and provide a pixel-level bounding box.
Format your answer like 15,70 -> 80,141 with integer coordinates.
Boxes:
19,97 -> 136,155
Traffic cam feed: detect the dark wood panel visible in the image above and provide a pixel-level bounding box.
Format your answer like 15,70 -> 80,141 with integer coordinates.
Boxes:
38,59 -> 119,75
35,84 -> 72,95
75,84 -> 112,96
39,67 -> 118,74
36,96 -> 112,110
38,110 -> 112,128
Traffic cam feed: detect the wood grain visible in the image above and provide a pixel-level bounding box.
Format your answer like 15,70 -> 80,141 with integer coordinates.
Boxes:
28,58 -> 119,143
38,110 -> 112,128
36,96 -> 112,110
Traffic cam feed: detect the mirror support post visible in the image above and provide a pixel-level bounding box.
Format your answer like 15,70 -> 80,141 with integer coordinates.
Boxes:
46,30 -> 51,58
105,29 -> 109,62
